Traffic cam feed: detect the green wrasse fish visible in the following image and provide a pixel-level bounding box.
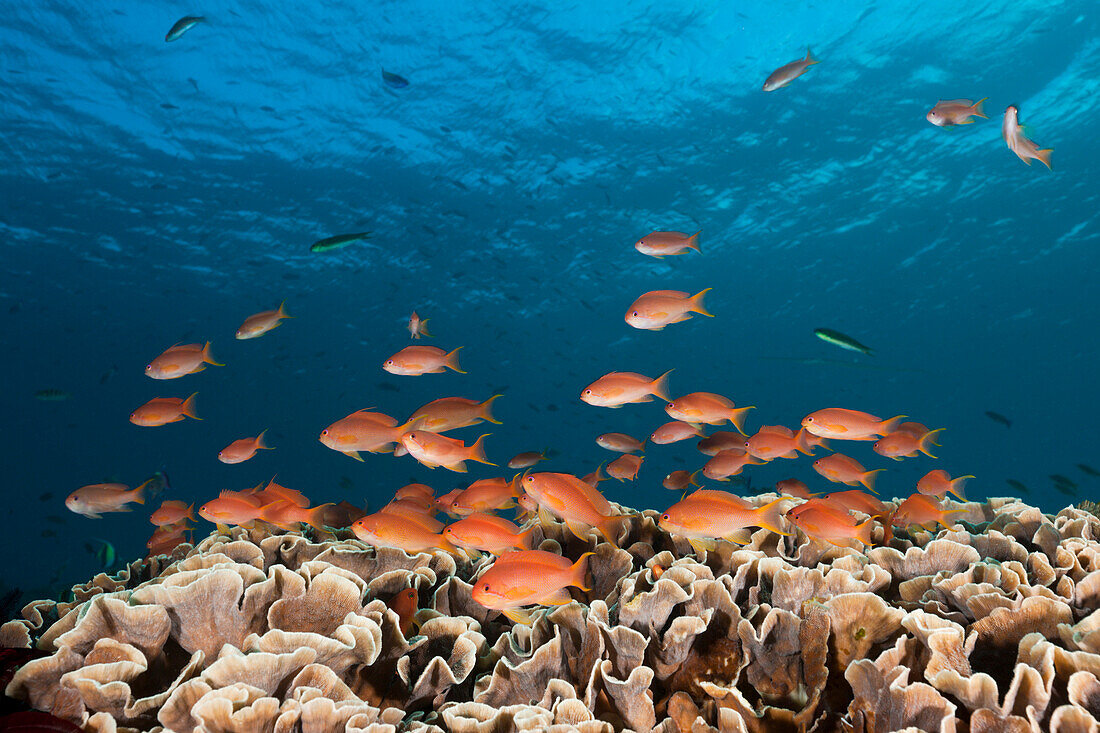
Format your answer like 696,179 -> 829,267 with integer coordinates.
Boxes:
813,328 -> 873,355
310,231 -> 372,253
165,16 -> 205,42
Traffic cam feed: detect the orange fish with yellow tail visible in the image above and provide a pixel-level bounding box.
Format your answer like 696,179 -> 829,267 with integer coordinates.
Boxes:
916,469 -> 972,501
383,345 -> 464,375
891,493 -> 966,532
625,289 -> 713,330
665,392 -> 754,432
659,489 -> 788,555
801,408 -> 904,441
443,513 -> 535,555
812,453 -> 883,492
471,549 -> 593,624
145,342 -> 222,380
130,394 -> 200,426
236,302 -> 292,340
518,471 -> 625,543
409,395 -> 502,432
401,430 -> 493,472
351,512 -> 457,554
580,370 -> 671,408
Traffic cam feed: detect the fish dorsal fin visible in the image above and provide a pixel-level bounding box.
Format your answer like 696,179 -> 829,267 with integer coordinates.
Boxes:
645,290 -> 690,298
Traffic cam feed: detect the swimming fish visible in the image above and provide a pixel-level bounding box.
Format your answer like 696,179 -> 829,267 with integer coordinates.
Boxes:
607,454 -> 643,481
165,15 -> 204,42
813,328 -> 873,356
625,289 -> 713,330
382,69 -> 410,89
471,550 -> 592,624
634,231 -> 701,258
1002,105 -> 1052,169
744,425 -> 826,461
310,231 -> 372,253
34,389 -> 71,401
258,500 -> 332,532
400,430 -> 493,472
702,448 -> 764,481
252,479 -> 310,508
319,410 -> 421,460
697,431 -> 747,456
383,345 -> 465,375
84,539 -> 117,569
926,98 -> 988,127
762,48 -> 818,91
801,408 -> 903,441
394,483 -> 435,503
1051,475 -> 1078,496
150,499 -> 194,526
812,453 -> 883,492
1005,479 -> 1030,494
408,311 -> 431,339
666,392 -> 754,432
596,433 -> 645,453
663,470 -> 700,493
507,451 -> 548,469
785,504 -> 873,547
388,588 -> 419,637
443,513 -> 534,555
817,489 -> 889,518
449,477 -> 515,515
775,478 -> 816,500
145,343 -> 222,380
130,394 -> 200,426
351,513 -> 456,554
891,493 -> 966,531
218,430 -> 273,464
518,471 -> 624,543
408,395 -> 501,433
198,490 -> 268,527
580,370 -> 671,408
66,483 -> 147,518
236,302 -> 292,340
380,502 -> 443,532
984,411 -> 1012,428
650,421 -> 705,445
916,469 -> 972,501
659,490 -> 787,554
1078,464 -> 1100,478
873,427 -> 943,460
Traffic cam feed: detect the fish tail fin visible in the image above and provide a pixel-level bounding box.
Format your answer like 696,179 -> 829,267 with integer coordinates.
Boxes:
277,300 -> 293,319
202,342 -> 224,366
1036,148 -> 1053,170
469,434 -> 495,466
854,518 -> 874,546
690,288 -> 714,317
445,346 -> 466,373
861,469 -> 885,493
420,319 -> 431,338
795,428 -> 826,455
256,429 -> 271,450
805,47 -> 819,65
650,369 -> 674,402
688,469 -> 702,487
435,536 -> 460,555
596,514 -> 628,545
880,415 -> 906,435
971,97 -> 988,119
754,498 -> 791,535
686,230 -> 702,253
181,393 -> 200,420
303,503 -> 334,531
132,484 -> 146,505
481,394 -> 503,424
571,551 -> 595,591
186,503 -> 196,521
730,406 -> 755,435
919,429 -> 945,458
516,525 -> 536,550
949,476 -> 973,502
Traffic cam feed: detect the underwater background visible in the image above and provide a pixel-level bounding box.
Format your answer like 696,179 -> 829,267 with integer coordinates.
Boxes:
2,0 -> 1098,605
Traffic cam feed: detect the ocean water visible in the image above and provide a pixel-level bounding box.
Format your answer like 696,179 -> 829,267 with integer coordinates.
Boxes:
1,1 -> 1098,605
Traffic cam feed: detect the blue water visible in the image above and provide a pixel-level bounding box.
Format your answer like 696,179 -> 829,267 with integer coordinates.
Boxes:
2,1 -> 1098,603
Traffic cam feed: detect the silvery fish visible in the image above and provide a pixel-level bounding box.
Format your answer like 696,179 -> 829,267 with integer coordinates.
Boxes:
814,328 -> 873,355
165,16 -> 205,42
310,231 -> 372,253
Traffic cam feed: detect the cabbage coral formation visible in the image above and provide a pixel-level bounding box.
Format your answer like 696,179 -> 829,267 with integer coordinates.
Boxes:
4,495 -> 1100,732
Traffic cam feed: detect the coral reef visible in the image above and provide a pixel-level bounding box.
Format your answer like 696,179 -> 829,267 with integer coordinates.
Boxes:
4,496 -> 1100,732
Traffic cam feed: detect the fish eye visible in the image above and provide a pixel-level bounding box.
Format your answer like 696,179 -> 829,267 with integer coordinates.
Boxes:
661,513 -> 670,521
632,311 -> 638,317
667,402 -> 675,409
525,476 -> 534,483
482,583 -> 490,591
385,360 -> 394,365
583,389 -> 591,395
805,417 -> 813,422
321,429 -> 328,436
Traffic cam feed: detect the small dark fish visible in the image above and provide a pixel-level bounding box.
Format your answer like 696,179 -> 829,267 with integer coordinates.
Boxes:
310,231 -> 371,253
46,515 -> 65,524
984,411 -> 1012,428
84,538 -> 116,568
1005,479 -> 1029,494
338,475 -> 355,491
34,388 -> 71,401
99,365 -> 118,384
137,470 -> 171,499
377,381 -> 400,392
814,328 -> 873,355
165,15 -> 205,42
1077,463 -> 1100,477
39,492 -> 53,502
1051,474 -> 1078,488
41,529 -> 57,538
160,102 -> 179,110
382,69 -> 409,89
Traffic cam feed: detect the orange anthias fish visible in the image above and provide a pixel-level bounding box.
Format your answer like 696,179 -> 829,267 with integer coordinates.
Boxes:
785,504 -> 874,548
801,408 -> 904,441
401,430 -> 493,472
383,345 -> 465,375
380,501 -> 444,532
607,454 -> 643,481
1002,105 -> 1052,169
634,230 -> 701,258
659,490 -> 788,554
873,426 -> 943,461
389,588 -> 420,637
435,488 -> 463,512
259,500 -> 333,532
697,431 -> 745,456
395,483 -> 435,502
66,483 -> 147,518
236,302 -> 292,339
812,453 -> 883,492
471,550 -> 593,624
198,490 -> 268,527
508,450 -> 548,469
150,499 -> 195,526
145,342 -> 223,380
776,478 -> 816,500
449,477 -> 516,515
650,421 -> 705,445
443,513 -> 534,555
147,523 -> 191,556
352,512 -> 457,554
762,48 -> 818,91
666,392 -> 754,432
817,489 -> 889,518
663,470 -> 700,492
409,395 -> 502,432
518,472 -> 624,543
916,469 -> 973,501
408,311 -> 431,339
596,433 -> 645,453
892,493 -> 966,531
625,289 -> 713,330
703,448 -> 764,481
744,425 -> 827,461
926,98 -> 988,127
130,394 -> 200,426
582,463 -> 608,487
580,370 -> 672,408
218,430 -> 273,464
251,479 -> 310,508
319,410 -> 421,460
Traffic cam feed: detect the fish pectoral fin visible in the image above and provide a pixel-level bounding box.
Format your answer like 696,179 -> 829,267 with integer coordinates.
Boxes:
342,451 -> 364,462
541,588 -> 573,606
722,529 -> 751,545
687,537 -> 715,556
537,506 -> 558,528
565,521 -> 592,542
444,462 -> 468,473
502,608 -> 536,625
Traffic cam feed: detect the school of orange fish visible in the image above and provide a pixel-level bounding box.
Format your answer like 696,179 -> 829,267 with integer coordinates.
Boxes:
61,50 -> 1052,625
